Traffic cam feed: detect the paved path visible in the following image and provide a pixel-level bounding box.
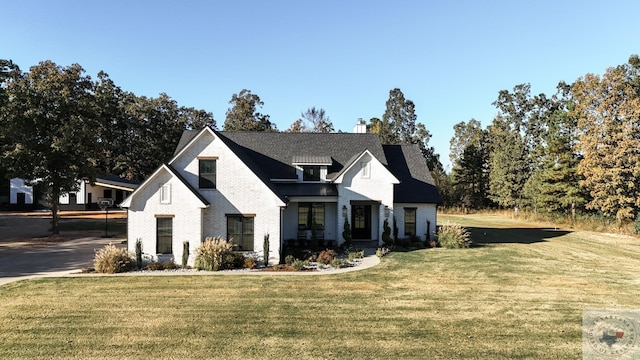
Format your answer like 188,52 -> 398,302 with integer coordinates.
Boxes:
0,237 -> 121,286
0,241 -> 381,286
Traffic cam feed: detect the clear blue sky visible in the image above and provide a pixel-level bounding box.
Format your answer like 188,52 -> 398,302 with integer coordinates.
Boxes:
3,0 -> 639,171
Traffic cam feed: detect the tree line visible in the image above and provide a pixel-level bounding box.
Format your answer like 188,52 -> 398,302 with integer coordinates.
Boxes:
0,59 -> 439,233
443,55 -> 640,225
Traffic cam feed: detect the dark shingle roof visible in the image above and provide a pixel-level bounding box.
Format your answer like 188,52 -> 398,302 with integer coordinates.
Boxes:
165,164 -> 210,206
383,145 -> 442,203
174,129 -> 200,156
172,128 -> 440,204
208,131 -> 387,180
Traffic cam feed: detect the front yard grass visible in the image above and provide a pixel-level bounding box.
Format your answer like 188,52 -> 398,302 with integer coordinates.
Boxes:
1,213 -> 639,359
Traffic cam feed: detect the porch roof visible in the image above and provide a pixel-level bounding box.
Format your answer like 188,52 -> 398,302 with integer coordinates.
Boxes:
275,183 -> 338,197
291,155 -> 332,165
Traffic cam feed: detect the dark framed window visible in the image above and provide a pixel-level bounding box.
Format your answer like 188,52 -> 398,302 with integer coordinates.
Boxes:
404,208 -> 416,236
156,217 -> 173,254
199,159 -> 216,189
298,203 -> 325,230
302,165 -> 320,181
68,193 -> 77,205
103,189 -> 112,198
227,216 -> 254,251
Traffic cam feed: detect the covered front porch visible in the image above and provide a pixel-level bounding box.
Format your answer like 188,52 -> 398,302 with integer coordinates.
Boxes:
281,199 -> 386,248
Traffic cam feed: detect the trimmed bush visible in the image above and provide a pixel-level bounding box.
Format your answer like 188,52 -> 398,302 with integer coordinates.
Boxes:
135,238 -> 143,269
382,219 -> 393,245
221,252 -> 245,270
342,218 -> 352,247
194,237 -> 234,271
94,243 -> 134,274
182,241 -> 189,268
263,233 -> 270,266
437,223 -> 472,249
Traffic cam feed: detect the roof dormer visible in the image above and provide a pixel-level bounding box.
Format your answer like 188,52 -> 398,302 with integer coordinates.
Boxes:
292,155 -> 331,182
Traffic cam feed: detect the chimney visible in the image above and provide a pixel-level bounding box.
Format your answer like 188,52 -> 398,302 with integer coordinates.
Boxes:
353,118 -> 366,133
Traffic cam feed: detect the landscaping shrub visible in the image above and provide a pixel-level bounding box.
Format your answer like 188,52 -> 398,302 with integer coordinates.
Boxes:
263,233 -> 270,266
194,237 -> 234,271
162,260 -> 178,270
437,223 -> 472,249
182,241 -> 189,268
342,218 -> 352,247
634,216 -> 640,235
348,250 -> 365,262
244,257 -> 257,269
285,255 -> 295,265
330,258 -> 349,268
221,252 -> 245,270
291,259 -> 309,271
135,238 -> 143,269
145,261 -> 164,271
382,219 -> 393,245
376,247 -> 391,258
94,243 -> 134,274
316,249 -> 337,265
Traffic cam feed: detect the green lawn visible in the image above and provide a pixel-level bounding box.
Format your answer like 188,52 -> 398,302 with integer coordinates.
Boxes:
58,218 -> 127,238
1,213 -> 639,359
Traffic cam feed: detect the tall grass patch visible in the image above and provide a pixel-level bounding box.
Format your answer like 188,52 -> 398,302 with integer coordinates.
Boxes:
93,243 -> 134,273
437,222 -> 472,248
194,236 -> 233,271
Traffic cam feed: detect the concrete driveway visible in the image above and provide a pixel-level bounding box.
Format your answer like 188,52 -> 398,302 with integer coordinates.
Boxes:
0,237 -> 122,286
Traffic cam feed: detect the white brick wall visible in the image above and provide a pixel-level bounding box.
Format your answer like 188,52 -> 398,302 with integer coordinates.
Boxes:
393,203 -> 438,241
10,178 -> 34,204
336,153 -> 397,246
172,131 -> 285,265
128,130 -> 285,266
127,168 -> 205,266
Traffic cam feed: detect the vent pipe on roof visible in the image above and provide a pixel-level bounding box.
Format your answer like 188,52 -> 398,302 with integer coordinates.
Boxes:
353,118 -> 367,133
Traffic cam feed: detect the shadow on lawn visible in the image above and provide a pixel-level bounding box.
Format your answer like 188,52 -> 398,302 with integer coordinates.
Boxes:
468,226 -> 571,245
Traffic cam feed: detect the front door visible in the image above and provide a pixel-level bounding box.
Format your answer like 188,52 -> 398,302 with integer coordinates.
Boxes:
352,204 -> 371,239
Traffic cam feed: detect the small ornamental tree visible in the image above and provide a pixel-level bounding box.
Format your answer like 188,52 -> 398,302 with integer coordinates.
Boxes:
182,241 -> 189,268
135,238 -> 143,269
393,217 -> 399,243
382,219 -> 393,245
263,234 -> 270,266
342,218 -> 352,247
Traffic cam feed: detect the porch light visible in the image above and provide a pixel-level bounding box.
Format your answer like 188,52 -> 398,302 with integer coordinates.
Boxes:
342,205 -> 347,217
384,205 -> 390,218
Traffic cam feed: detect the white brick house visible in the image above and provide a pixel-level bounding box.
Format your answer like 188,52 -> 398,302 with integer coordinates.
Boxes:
120,127 -> 441,265
3,176 -> 138,211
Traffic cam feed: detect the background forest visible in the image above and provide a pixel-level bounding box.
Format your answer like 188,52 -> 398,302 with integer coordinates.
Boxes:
1,56 -> 639,230
443,55 -> 640,230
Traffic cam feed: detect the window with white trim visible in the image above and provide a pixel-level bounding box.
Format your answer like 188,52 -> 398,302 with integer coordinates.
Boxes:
404,208 -> 416,236
199,159 -> 217,189
227,215 -> 254,251
156,217 -> 173,254
302,165 -> 321,181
